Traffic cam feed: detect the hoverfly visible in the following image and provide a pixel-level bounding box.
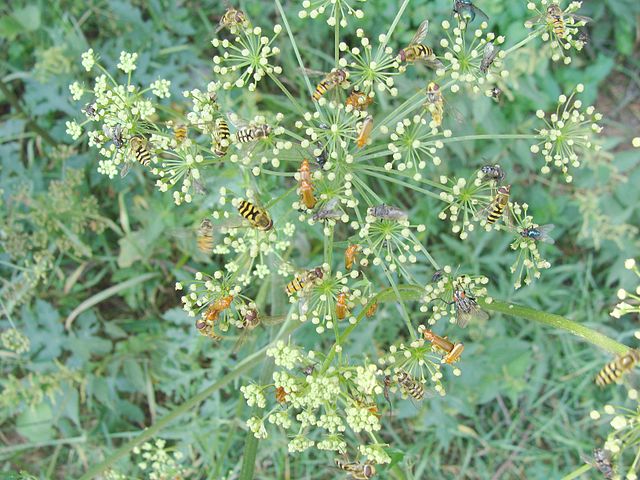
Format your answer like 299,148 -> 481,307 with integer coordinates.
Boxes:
308,69 -> 350,102
520,224 -> 555,244
396,371 -> 424,401
451,287 -> 489,328
334,459 -> 376,480
422,329 -> 465,364
538,4 -> 592,39
480,164 -> 506,183
129,135 -> 151,166
212,117 -> 231,157
173,123 -> 188,145
479,42 -> 499,74
397,19 -> 442,69
452,0 -> 489,23
595,349 -> 640,387
368,204 -> 408,221
345,90 -> 373,111
228,112 -> 271,151
285,267 -> 324,296
592,448 -> 614,480
217,3 -> 250,33
344,244 -> 360,271
476,184 -> 511,225
233,308 -> 286,352
196,218 -> 215,254
356,115 -> 374,148
424,82 -> 462,127
237,199 -> 273,231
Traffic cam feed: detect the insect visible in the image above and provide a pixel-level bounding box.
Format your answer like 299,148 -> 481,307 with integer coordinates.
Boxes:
520,224 -> 556,244
103,124 -> 124,149
312,198 -> 342,222
368,204 -> 408,221
129,135 -> 151,166
479,42 -> 499,74
397,20 -> 442,69
383,375 -> 393,414
314,142 -> 328,167
285,267 -> 324,296
217,4 -> 250,33
213,118 -> 231,157
422,329 -> 465,364
345,244 -> 360,271
452,288 -> 489,328
480,164 -> 506,183
452,0 -> 489,22
595,349 -> 640,387
336,292 -> 349,320
232,116 -> 272,145
310,69 -> 350,102
196,295 -> 234,339
173,123 -> 187,144
365,300 -> 378,317
233,308 -> 286,352
275,386 -> 287,404
425,82 -> 444,127
577,31 -> 590,45
82,103 -> 96,117
196,219 -> 215,254
592,448 -> 614,480
481,184 -> 511,225
299,158 -> 312,183
298,158 -> 317,209
356,115 -> 374,148
345,90 -> 373,111
432,270 -> 444,282
334,459 -> 376,480
396,371 -> 424,401
543,4 -> 591,39
489,86 -> 502,101
237,200 -> 273,231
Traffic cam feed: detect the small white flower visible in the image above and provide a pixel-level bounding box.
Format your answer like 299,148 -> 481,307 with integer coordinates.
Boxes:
117,51 -> 139,74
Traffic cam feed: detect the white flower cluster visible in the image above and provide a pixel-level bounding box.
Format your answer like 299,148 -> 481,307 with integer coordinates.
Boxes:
266,341 -> 302,370
345,404 -> 381,433
298,0 -> 365,27
117,51 -> 138,73
240,384 -> 266,408
354,363 -> 381,396
150,79 -> 171,98
610,259 -> 640,320
247,416 -> 268,439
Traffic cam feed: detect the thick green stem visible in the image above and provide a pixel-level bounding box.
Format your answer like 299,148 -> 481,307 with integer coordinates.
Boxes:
439,133 -> 540,144
561,463 -> 591,480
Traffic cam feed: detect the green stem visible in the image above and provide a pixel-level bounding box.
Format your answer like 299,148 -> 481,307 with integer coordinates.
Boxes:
503,29 -> 544,56
440,133 -> 540,144
561,463 -> 591,480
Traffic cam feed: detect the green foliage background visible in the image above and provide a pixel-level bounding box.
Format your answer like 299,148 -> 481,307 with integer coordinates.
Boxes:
1,0 -> 639,478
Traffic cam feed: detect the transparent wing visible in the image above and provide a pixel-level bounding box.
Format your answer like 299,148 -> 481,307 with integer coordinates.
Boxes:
299,68 -> 328,78
410,20 -> 430,45
260,315 -> 287,326
537,224 -> 556,244
456,303 -> 488,328
566,14 -> 592,23
526,13 -> 546,24
227,111 -> 250,129
421,56 -> 444,70
120,161 -> 132,178
472,5 -> 490,21
192,177 -> 208,195
232,328 -> 252,353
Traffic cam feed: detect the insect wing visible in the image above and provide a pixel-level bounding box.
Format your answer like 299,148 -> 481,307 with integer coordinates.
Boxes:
472,4 -> 490,21
536,224 -> 556,244
410,19 -> 430,45
480,43 -> 498,73
455,297 -> 488,328
259,315 -> 287,326
120,161 -> 132,178
566,13 -> 592,24
226,111 -> 250,129
422,56 -> 444,70
300,67 -> 329,78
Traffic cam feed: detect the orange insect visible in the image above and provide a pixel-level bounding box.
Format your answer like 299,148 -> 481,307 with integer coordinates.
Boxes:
300,179 -> 317,209
346,90 -> 373,111
299,158 -> 312,183
344,244 -> 360,271
196,295 -> 234,339
275,386 -> 287,403
422,329 -> 464,364
365,300 -> 378,318
336,292 -> 349,320
356,115 -> 374,148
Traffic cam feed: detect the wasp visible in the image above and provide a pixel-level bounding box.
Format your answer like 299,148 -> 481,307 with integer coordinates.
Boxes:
479,42 -> 499,74
310,69 -> 350,102
197,295 -> 234,339
312,198 -> 341,222
285,267 -> 324,296
173,123 -> 187,144
543,4 -> 591,39
129,135 -> 151,166
592,448 -> 614,480
422,329 -> 465,364
217,4 -> 250,33
334,459 -> 376,480
196,219 -> 215,254
237,200 -> 273,231
336,292 -> 349,320
397,20 -> 442,69
479,184 -> 511,225
356,115 -> 374,148
213,118 -> 231,157
520,224 -> 555,244
345,244 -> 360,271
275,386 -> 288,404
452,288 -> 489,328
480,164 -> 506,183
595,349 -> 640,387
396,371 -> 424,401
346,90 -> 373,111
103,124 -> 124,149
368,204 -> 408,221
452,0 -> 489,22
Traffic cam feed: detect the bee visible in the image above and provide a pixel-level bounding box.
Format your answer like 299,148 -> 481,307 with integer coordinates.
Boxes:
217,4 -> 250,33
481,184 -> 511,225
365,300 -> 378,317
368,204 -> 408,221
595,350 -> 640,387
344,244 -> 360,271
129,135 -> 151,166
196,219 -> 215,254
544,4 -> 591,39
480,164 -> 506,183
422,329 -> 465,364
336,292 -> 349,320
592,448 -> 614,480
396,371 -> 424,401
173,123 -> 187,144
285,267 -> 324,296
237,200 -> 273,231
397,19 -> 442,69
452,288 -> 489,328
425,82 -> 444,127
346,90 -> 373,111
213,118 -> 231,157
432,270 -> 444,282
520,224 -> 556,244
312,198 -> 342,222
479,42 -> 499,74
197,295 -> 234,339
489,86 -> 502,101
334,459 -> 376,480
356,115 -> 374,148
452,0 -> 489,23
299,180 -> 317,209
103,124 -> 124,149
275,386 -> 288,404
311,69 -> 350,102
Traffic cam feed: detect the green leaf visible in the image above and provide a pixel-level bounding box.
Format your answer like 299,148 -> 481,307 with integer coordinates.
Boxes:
13,6 -> 41,31
122,358 -> 146,391
614,16 -> 633,56
16,402 -> 55,443
0,15 -> 22,39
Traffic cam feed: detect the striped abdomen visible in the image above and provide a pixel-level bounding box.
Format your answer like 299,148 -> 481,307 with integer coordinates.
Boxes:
596,350 -> 640,387
213,118 -> 230,156
174,124 -> 187,144
130,136 -> 151,166
238,200 -> 261,222
286,274 -> 305,295
487,189 -> 510,224
550,14 -> 565,37
312,79 -> 331,101
401,44 -> 433,63
236,127 -> 255,143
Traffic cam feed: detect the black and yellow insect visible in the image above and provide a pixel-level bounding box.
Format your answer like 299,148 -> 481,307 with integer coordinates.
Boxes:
213,118 -> 231,157
334,459 -> 376,480
285,267 -> 323,296
396,371 -> 424,401
236,124 -> 271,144
485,184 -> 511,224
173,123 -> 187,144
312,69 -> 349,101
129,136 -> 151,166
237,200 -> 273,231
595,349 -> 640,387
196,219 -> 214,254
